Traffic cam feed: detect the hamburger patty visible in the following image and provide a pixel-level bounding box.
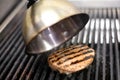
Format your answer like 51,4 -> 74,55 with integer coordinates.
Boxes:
48,44 -> 95,74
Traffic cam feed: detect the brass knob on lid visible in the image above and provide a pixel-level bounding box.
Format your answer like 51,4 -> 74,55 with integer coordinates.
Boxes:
23,0 -> 89,54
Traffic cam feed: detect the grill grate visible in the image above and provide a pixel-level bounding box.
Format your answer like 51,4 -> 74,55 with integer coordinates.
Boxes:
0,8 -> 120,80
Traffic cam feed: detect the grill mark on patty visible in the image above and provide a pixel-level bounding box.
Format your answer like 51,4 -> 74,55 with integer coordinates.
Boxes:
51,47 -> 89,62
56,50 -> 94,65
49,49 -> 71,60
49,47 -> 73,59
70,55 -> 94,65
61,45 -> 83,53
49,45 -> 85,59
49,48 -> 71,59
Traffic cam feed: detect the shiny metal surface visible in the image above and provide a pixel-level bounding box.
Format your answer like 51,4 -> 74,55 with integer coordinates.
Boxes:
69,0 -> 120,8
23,0 -> 89,54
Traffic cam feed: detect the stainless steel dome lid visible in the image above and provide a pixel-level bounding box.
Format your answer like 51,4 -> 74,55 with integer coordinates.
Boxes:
23,0 -> 89,54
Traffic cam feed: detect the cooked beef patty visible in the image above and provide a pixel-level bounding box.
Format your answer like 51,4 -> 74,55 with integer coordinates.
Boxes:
48,44 -> 95,74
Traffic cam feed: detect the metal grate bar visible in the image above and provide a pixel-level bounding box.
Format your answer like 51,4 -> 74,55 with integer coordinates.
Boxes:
102,8 -> 107,80
12,55 -> 31,80
26,55 -> 42,80
108,8 -> 114,80
117,8 -> 120,26
48,71 -> 55,80
33,55 -> 48,80
89,8 -> 102,80
33,64 -> 43,80
54,73 -> 60,80
38,53 -> 52,80
0,25 -> 21,64
38,65 -> 48,79
0,41 -> 24,79
5,48 -> 25,80
0,28 -> 22,65
112,8 -> 120,80
0,33 -> 22,71
87,8 -> 98,80
33,65 -> 43,80
116,8 -> 120,43
19,56 -> 37,80
0,35 -> 23,71
39,67 -> 48,80
0,23 -> 21,56
0,9 -> 24,48
84,9 -> 93,45
0,21 -> 19,48
94,10 -> 101,80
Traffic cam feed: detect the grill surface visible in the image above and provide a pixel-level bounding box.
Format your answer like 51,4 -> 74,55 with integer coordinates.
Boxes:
0,8 -> 120,80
